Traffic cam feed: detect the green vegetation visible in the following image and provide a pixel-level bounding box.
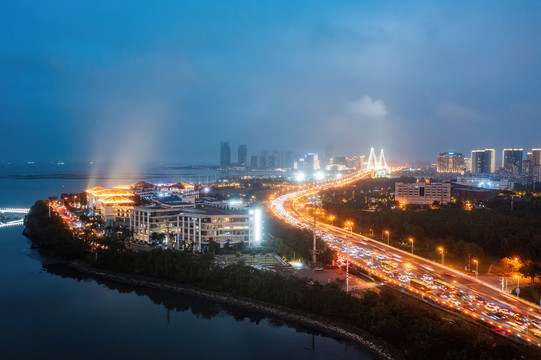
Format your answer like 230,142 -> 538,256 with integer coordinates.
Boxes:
23,200 -> 88,259
24,199 -> 541,359
323,182 -> 541,267
266,214 -> 335,265
512,283 -> 541,305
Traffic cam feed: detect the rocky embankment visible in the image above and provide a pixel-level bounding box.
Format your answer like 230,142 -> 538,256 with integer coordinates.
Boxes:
68,260 -> 400,360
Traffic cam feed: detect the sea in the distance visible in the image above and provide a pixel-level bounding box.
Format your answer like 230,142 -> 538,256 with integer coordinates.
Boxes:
0,162 -> 380,359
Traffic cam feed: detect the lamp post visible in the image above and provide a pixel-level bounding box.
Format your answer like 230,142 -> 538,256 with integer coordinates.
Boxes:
384,230 -> 390,245
409,238 -> 414,255
345,221 -> 354,236
346,257 -> 349,293
473,259 -> 478,280
329,215 -> 335,227
438,247 -> 445,265
527,308 -> 533,337
515,275 -> 520,297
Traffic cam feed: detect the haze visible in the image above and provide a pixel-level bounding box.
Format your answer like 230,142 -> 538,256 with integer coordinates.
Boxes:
1,1 -> 541,165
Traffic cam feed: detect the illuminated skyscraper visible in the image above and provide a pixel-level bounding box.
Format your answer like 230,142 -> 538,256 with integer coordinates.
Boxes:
532,149 -> 541,166
295,153 -> 320,170
502,148 -> 523,174
471,149 -> 495,173
437,152 -> 465,174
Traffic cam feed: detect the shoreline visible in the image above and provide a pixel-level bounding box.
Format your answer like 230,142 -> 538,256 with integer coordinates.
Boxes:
66,260 -> 401,360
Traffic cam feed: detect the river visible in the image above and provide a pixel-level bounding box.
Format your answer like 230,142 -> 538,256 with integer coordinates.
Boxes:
0,163 -> 380,359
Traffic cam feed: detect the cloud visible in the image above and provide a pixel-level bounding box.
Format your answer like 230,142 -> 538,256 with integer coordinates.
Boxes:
437,101 -> 483,123
346,96 -> 388,121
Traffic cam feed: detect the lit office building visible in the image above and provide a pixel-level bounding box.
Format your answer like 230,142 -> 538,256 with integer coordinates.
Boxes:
532,149 -> 541,166
527,149 -> 541,182
502,148 -> 523,174
437,152 -> 465,174
395,182 -> 451,205
471,149 -> 496,174
294,153 -> 320,170
131,205 -> 261,250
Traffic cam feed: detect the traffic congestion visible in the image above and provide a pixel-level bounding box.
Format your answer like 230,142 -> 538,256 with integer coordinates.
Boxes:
270,170 -> 541,347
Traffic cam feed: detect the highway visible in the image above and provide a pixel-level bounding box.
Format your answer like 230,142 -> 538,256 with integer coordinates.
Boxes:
270,170 -> 541,347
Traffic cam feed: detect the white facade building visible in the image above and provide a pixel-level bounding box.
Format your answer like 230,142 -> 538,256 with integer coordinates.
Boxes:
395,182 -> 451,205
131,205 -> 261,250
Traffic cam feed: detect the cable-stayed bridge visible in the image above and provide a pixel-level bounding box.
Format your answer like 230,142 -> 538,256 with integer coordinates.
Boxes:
366,148 -> 390,176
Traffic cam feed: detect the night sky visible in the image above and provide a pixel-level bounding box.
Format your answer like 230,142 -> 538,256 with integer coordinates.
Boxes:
1,1 -> 541,164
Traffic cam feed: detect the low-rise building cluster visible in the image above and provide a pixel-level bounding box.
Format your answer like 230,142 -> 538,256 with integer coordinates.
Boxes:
86,181 -> 262,250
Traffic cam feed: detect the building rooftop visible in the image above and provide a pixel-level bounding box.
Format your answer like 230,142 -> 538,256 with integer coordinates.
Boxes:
181,205 -> 249,216
101,196 -> 134,204
134,204 -> 249,216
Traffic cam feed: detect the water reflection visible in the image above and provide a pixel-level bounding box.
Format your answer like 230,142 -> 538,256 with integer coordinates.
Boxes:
44,263 -> 344,342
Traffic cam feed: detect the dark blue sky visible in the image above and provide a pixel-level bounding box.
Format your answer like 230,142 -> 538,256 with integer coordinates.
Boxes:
1,1 -> 540,164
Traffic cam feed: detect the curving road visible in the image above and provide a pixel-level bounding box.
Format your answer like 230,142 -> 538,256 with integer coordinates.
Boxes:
270,170 -> 541,347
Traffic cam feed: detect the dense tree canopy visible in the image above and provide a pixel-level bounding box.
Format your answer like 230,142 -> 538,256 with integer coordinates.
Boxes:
24,200 -> 541,359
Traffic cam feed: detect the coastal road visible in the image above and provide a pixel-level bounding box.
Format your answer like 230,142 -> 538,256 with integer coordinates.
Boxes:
270,170 -> 541,346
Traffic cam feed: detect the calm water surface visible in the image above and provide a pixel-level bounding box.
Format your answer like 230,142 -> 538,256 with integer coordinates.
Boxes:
0,164 -> 379,359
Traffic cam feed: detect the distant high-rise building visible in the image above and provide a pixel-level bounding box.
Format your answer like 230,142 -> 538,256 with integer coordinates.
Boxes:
333,156 -> 347,166
259,151 -> 269,169
238,145 -> 248,167
529,149 -> 541,184
324,145 -> 334,166
464,157 -> 472,172
345,155 -> 364,169
250,155 -> 258,169
270,150 -> 280,169
220,142 -> 231,168
302,153 -> 320,170
502,148 -> 523,174
532,149 -> 541,166
471,149 -> 495,173
280,151 -> 294,169
359,155 -> 366,170
437,152 -> 465,174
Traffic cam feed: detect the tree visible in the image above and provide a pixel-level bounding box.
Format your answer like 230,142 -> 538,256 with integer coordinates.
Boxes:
520,261 -> 541,282
500,257 -> 522,276
208,239 -> 220,255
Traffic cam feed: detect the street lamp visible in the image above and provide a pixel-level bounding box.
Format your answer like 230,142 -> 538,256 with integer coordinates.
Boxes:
438,247 -> 445,265
384,230 -> 390,245
329,215 -> 335,226
409,238 -> 414,255
515,275 -> 520,297
473,259 -> 478,280
345,221 -> 354,235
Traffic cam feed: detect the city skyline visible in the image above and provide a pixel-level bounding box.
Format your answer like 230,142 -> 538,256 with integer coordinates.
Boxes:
3,2 -> 541,359
1,1 -> 541,165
